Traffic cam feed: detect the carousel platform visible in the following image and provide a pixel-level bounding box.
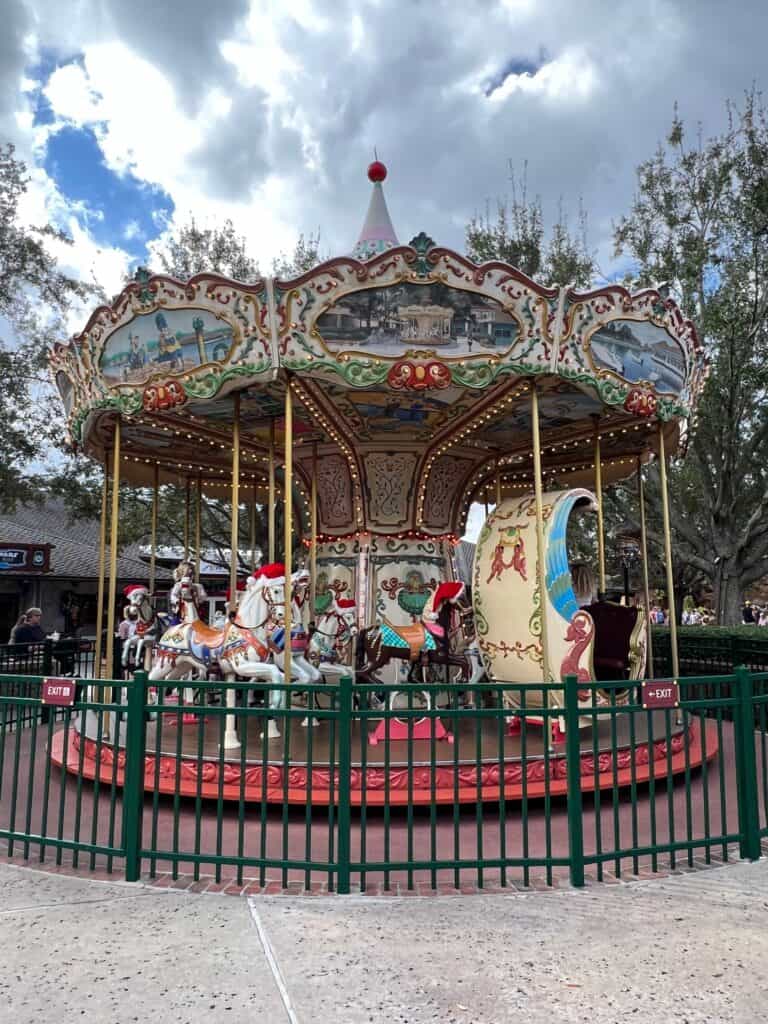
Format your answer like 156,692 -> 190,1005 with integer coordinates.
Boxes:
50,708 -> 715,806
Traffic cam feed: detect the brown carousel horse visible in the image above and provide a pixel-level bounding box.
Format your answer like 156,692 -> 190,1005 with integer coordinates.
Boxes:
356,581 -> 477,687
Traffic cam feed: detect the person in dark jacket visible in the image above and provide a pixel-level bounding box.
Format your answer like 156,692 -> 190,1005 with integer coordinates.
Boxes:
13,607 -> 46,644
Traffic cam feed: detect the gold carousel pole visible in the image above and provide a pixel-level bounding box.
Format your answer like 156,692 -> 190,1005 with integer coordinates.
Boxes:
183,477 -> 191,562
230,394 -> 241,608
593,416 -> 606,597
637,455 -> 654,678
149,464 -> 159,596
531,385 -> 550,689
283,379 -> 294,683
104,417 -> 121,738
658,427 -> 680,682
93,455 -> 109,683
224,394 -> 241,750
268,418 -> 276,563
195,472 -> 202,583
310,443 -> 318,616
250,481 -> 257,573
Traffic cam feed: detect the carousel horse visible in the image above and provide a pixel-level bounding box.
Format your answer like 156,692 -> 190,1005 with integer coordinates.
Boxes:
307,594 -> 358,678
356,581 -> 475,688
120,584 -> 167,671
271,569 -> 323,686
149,568 -> 286,746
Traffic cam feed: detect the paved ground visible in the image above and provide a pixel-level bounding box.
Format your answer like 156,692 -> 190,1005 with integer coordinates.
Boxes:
0,859 -> 766,1023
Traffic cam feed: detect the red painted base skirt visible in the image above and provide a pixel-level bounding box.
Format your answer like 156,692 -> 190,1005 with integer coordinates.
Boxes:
50,718 -> 717,806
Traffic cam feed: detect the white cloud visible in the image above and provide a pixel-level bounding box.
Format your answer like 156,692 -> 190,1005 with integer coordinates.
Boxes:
3,0 -> 768,314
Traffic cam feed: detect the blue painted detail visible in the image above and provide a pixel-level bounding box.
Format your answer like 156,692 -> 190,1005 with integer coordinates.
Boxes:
380,623 -> 436,652
545,492 -> 582,623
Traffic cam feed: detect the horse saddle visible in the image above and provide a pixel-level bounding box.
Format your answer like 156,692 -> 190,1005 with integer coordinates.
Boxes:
190,621 -> 228,648
380,620 -> 437,661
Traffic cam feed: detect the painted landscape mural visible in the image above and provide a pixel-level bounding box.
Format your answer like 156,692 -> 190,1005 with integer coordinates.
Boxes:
100,308 -> 234,385
316,282 -> 519,357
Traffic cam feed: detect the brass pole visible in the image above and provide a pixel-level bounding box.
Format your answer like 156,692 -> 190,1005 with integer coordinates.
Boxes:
195,472 -> 202,583
310,443 -> 318,616
250,481 -> 257,573
658,427 -> 680,681
283,379 -> 294,682
104,417 -> 121,737
224,396 -> 241,751
495,464 -> 501,506
593,418 -> 606,596
637,456 -> 654,677
93,456 -> 109,681
230,394 -> 241,607
268,418 -> 276,563
531,386 -> 550,686
183,477 -> 191,561
149,463 -> 159,595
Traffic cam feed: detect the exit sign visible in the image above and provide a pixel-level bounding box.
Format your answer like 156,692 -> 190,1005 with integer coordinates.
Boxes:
41,678 -> 77,706
641,679 -> 680,710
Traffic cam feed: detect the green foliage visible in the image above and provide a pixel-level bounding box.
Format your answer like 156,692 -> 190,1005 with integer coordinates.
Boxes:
0,143 -> 100,509
151,217 -> 260,282
465,163 -> 594,287
272,231 -> 321,278
614,92 -> 768,623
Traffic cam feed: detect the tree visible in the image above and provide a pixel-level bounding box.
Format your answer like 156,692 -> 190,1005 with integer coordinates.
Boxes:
465,164 -> 594,287
0,143 -> 96,509
151,217 -> 260,282
614,93 -> 768,623
272,231 -> 321,278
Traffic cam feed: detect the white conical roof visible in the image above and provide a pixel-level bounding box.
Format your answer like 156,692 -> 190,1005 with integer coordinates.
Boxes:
352,164 -> 399,260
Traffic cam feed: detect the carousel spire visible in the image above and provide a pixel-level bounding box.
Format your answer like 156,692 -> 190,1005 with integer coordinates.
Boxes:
352,158 -> 399,260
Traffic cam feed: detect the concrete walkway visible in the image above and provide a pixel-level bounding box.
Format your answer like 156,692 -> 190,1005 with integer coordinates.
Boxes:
0,860 -> 766,1024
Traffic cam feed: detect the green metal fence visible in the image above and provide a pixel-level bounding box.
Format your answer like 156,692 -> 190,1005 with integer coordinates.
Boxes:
0,669 -> 764,892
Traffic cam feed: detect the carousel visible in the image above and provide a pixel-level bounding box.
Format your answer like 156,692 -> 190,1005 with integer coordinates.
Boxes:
48,160 -> 709,804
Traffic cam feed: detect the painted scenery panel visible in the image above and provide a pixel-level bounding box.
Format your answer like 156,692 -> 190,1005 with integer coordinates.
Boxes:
315,282 -> 519,357
100,308 -> 235,385
589,319 -> 686,395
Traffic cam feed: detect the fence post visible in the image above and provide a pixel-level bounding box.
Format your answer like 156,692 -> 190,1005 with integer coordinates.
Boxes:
123,670 -> 148,882
336,674 -> 353,894
734,666 -> 761,861
564,674 -> 585,888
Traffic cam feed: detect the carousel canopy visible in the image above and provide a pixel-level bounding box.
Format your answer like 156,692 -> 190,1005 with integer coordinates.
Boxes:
50,163 -> 705,542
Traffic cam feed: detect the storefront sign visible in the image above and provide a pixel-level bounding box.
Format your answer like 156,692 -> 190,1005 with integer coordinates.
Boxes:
41,677 -> 77,706
0,544 -> 52,572
641,679 -> 680,710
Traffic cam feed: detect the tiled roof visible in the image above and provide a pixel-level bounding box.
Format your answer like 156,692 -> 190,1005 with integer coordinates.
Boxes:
0,500 -> 172,582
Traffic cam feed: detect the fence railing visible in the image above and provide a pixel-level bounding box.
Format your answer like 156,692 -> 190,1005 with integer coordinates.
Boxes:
0,669 -> 764,891
653,628 -> 768,677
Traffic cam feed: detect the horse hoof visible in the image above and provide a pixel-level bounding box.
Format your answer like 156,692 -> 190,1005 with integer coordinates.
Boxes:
300,717 -> 320,728
261,722 -> 281,740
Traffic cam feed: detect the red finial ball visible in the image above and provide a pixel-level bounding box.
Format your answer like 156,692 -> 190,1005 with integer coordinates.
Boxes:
367,160 -> 387,183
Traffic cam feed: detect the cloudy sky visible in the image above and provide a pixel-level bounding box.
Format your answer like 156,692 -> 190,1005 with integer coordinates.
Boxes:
5,0 -> 768,308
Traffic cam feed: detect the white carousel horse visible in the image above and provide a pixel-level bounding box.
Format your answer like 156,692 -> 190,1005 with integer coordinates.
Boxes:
149,571 -> 285,747
307,594 -> 357,678
120,584 -> 166,671
269,569 -> 323,727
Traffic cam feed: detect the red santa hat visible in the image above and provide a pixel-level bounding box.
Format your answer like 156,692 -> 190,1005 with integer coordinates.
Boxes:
336,597 -> 356,609
432,581 -> 465,611
257,562 -> 286,583
123,584 -> 146,597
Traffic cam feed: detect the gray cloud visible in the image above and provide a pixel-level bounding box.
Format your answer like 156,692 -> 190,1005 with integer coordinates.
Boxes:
9,0 -> 768,273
